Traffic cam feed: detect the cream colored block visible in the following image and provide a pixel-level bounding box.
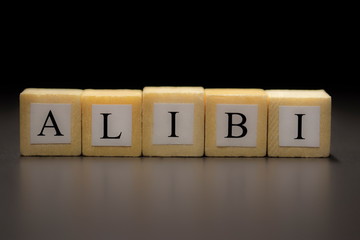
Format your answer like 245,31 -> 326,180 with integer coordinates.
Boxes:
20,88 -> 82,156
142,87 -> 204,157
267,90 -> 331,157
205,89 -> 267,157
82,89 -> 142,156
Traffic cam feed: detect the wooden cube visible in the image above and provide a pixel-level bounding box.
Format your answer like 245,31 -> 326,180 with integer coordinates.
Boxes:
81,89 -> 142,156
20,88 -> 82,156
142,87 -> 204,157
267,89 -> 331,157
205,89 -> 268,157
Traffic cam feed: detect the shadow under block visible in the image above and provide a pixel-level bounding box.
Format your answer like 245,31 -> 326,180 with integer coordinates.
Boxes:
81,89 -> 142,156
142,87 -> 204,157
20,88 -> 82,156
267,90 -> 331,157
205,89 -> 267,157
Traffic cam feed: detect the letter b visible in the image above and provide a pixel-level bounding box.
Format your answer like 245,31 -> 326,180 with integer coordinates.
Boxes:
216,104 -> 258,147
224,112 -> 247,138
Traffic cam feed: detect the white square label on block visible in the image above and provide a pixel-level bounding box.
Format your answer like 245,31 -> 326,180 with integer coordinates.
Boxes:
216,104 -> 258,147
92,105 -> 132,146
153,103 -> 194,145
279,106 -> 320,147
30,103 -> 71,144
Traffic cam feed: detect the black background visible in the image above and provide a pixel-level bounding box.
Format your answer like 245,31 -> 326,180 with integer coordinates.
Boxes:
3,24 -> 355,96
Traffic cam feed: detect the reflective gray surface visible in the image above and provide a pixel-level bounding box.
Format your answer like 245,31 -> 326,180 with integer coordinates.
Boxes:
1,91 -> 360,240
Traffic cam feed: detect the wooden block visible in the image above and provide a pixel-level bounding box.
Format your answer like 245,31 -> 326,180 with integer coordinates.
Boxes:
142,87 -> 204,157
205,89 -> 267,157
267,89 -> 331,157
20,88 -> 82,156
81,89 -> 142,156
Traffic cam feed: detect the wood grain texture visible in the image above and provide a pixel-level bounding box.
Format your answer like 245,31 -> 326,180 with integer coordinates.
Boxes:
205,89 -> 267,157
267,90 -> 331,157
81,89 -> 142,156
142,87 -> 204,157
20,88 -> 82,156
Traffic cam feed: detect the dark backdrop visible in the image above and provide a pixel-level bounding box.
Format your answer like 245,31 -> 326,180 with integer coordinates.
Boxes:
4,36 -> 354,96
5,61 -> 352,96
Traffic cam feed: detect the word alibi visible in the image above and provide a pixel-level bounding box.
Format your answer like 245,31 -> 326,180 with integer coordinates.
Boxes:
20,87 -> 331,157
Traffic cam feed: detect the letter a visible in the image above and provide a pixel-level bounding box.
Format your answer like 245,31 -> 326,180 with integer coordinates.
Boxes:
38,110 -> 64,136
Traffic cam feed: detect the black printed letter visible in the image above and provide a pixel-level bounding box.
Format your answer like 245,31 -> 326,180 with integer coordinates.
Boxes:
295,114 -> 305,140
225,112 -> 247,138
168,111 -> 179,137
100,113 -> 122,139
38,110 -> 64,136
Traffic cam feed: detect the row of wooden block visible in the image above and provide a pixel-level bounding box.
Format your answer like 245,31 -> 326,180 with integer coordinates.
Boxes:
20,87 -> 331,157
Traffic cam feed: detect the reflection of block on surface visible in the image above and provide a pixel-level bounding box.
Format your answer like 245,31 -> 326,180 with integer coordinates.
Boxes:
142,87 -> 204,157
82,89 -> 142,156
205,89 -> 267,157
20,88 -> 82,156
267,90 -> 331,157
